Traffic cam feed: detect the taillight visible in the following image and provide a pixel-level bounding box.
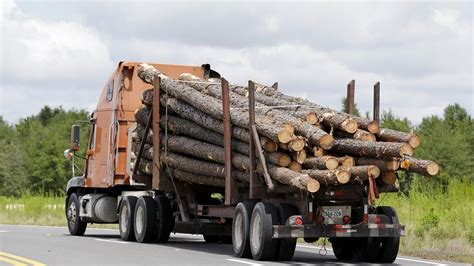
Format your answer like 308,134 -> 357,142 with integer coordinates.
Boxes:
343,215 -> 351,224
294,217 -> 303,225
374,216 -> 381,224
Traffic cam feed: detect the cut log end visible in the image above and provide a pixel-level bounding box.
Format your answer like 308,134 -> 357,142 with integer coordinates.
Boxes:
427,162 -> 440,176
282,123 -> 295,135
381,171 -> 397,185
343,118 -> 358,134
278,129 -> 293,144
368,165 -> 381,178
307,179 -> 320,193
360,132 -> 376,142
386,159 -> 400,171
367,121 -> 380,134
400,144 -> 414,157
319,134 -> 334,150
292,150 -> 307,164
289,138 -> 306,152
278,154 -> 292,167
306,112 -> 318,125
336,170 -> 351,184
263,140 -> 278,152
326,157 -> 339,170
341,156 -> 355,167
313,146 -> 325,157
409,135 -> 421,148
289,161 -> 303,173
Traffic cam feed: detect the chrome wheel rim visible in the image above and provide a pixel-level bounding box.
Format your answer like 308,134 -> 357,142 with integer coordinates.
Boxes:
250,213 -> 262,253
67,202 -> 76,228
120,205 -> 129,233
233,212 -> 244,249
136,205 -> 144,235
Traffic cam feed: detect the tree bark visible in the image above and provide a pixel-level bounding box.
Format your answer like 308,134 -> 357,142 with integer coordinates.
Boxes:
253,83 -> 379,133
161,97 -> 276,151
335,156 -> 355,167
263,167 -> 320,193
330,139 -> 413,158
342,166 -> 380,183
302,169 -> 351,185
170,169 -> 225,187
356,157 -> 400,172
377,128 -> 421,148
377,182 -> 400,193
400,156 -> 439,176
379,170 -> 397,185
138,64 -> 300,146
303,156 -> 339,170
333,129 -> 376,142
181,78 -> 334,149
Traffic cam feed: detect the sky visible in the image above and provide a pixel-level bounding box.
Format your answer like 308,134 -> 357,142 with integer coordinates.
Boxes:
0,0 -> 472,125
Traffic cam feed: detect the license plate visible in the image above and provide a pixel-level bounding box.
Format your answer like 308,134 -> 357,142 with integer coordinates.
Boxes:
321,206 -> 351,224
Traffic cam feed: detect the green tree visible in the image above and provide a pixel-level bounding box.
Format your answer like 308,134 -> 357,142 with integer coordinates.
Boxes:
381,110 -> 412,133
341,96 -> 361,116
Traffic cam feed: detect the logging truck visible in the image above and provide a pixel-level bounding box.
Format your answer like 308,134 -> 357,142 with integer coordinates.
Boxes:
64,61 -> 405,263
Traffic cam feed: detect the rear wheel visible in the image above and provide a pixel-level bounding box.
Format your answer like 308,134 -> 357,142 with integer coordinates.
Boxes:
249,202 -> 278,261
274,203 -> 297,261
330,238 -> 353,261
154,195 -> 174,243
119,196 -> 137,241
134,196 -> 158,243
66,193 -> 87,236
232,202 -> 255,258
377,206 -> 400,263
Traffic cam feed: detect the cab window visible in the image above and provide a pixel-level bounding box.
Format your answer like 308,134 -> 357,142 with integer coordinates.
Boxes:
106,80 -> 114,102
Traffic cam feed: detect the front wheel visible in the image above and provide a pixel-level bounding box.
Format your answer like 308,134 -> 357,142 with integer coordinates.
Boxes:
66,193 -> 87,236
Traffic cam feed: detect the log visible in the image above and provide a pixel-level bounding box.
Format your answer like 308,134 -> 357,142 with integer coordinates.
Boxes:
135,106 -> 151,126
343,165 -> 381,183
400,156 -> 439,176
264,166 -> 320,193
181,77 -> 334,149
138,64 -> 292,145
311,146 -> 325,157
333,129 -> 376,142
288,137 -> 306,152
289,161 -> 303,173
227,83 -> 358,134
161,97 -> 276,151
170,169 -> 225,187
303,156 -> 339,170
356,158 -> 400,172
377,128 -> 421,148
291,149 -> 307,164
335,156 -> 355,167
302,169 -> 351,185
265,152 -> 292,167
330,139 -> 413,158
253,83 -> 379,133
379,170 -> 397,185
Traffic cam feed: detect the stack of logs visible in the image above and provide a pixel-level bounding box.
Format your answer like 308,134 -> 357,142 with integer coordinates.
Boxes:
131,63 -> 439,195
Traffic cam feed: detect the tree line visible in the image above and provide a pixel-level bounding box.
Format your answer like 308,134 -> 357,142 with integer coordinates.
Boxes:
0,103 -> 472,197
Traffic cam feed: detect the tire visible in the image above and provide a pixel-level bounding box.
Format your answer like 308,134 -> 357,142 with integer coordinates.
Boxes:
351,237 -> 368,262
119,196 -> 138,241
249,202 -> 278,261
66,193 -> 87,236
154,195 -> 174,243
232,202 -> 255,258
274,203 -> 297,261
377,206 -> 400,263
134,196 -> 158,243
330,238 -> 353,261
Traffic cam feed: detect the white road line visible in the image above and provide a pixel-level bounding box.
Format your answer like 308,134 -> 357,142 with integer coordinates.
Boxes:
226,258 -> 263,266
297,244 -> 333,251
94,238 -> 128,244
396,257 -> 447,265
0,230 -> 9,233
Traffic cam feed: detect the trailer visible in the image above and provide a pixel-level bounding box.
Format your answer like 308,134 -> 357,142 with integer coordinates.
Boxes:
64,61 -> 404,263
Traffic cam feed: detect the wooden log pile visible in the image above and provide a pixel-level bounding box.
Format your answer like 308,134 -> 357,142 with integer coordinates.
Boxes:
131,63 -> 439,195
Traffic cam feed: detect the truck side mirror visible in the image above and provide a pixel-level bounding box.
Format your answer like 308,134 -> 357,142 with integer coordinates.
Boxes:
71,125 -> 80,151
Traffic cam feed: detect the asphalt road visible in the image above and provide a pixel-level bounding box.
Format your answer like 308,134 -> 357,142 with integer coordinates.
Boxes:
0,225 -> 462,266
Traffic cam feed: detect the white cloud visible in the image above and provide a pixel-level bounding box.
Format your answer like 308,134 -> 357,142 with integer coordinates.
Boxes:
0,0 -> 113,122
